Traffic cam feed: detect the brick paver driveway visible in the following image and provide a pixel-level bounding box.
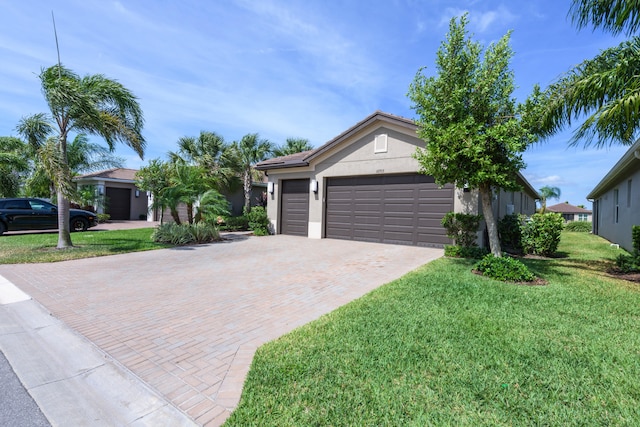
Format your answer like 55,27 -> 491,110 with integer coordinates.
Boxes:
0,235 -> 442,426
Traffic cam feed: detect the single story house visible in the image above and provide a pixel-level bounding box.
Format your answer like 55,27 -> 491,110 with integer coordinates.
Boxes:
74,168 -> 149,220
256,111 -> 539,248
587,138 -> 640,252
547,202 -> 592,223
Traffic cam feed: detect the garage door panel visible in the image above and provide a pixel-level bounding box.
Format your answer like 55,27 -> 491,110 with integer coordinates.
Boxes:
326,174 -> 453,247
281,179 -> 309,236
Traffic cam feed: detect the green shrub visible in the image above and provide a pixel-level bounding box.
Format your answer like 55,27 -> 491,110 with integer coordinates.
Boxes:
97,213 -> 111,223
220,215 -> 250,231
246,206 -> 271,236
152,222 -> 220,245
615,252 -> 640,273
441,212 -> 482,247
521,213 -> 564,257
564,221 -> 592,232
498,213 -> 524,253
444,245 -> 488,259
633,225 -> 640,252
473,254 -> 536,282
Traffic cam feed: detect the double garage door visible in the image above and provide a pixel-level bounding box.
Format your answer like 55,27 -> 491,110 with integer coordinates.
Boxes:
281,174 -> 454,247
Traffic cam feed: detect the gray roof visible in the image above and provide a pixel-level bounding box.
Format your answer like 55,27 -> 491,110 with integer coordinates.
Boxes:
587,138 -> 640,199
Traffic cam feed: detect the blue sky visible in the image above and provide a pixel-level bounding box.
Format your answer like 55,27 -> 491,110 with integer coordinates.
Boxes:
0,0 -> 632,207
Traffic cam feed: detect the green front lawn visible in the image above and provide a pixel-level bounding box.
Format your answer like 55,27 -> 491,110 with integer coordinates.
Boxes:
227,233 -> 640,426
0,228 -> 169,264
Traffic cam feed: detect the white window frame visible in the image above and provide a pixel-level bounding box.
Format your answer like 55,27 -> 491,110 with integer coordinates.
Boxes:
374,134 -> 388,153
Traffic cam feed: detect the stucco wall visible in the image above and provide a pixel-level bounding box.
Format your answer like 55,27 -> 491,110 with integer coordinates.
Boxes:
593,168 -> 640,251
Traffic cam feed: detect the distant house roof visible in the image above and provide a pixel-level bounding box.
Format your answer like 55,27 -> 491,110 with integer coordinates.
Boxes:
256,110 -> 539,198
75,168 -> 138,182
547,202 -> 592,214
587,138 -> 640,199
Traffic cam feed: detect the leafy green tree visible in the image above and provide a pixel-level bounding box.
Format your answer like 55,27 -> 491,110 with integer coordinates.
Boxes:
0,136 -> 30,197
169,131 -> 239,191
17,64 -> 144,249
136,159 -> 171,223
233,133 -> 272,213
408,15 -> 537,256
538,185 -> 562,213
272,137 -> 313,157
538,0 -> 640,147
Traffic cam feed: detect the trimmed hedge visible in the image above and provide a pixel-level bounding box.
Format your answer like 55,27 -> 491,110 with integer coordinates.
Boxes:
474,254 -> 536,282
564,221 -> 592,232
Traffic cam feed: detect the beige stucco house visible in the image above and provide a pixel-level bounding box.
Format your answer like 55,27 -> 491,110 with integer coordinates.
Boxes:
587,138 -> 640,251
256,111 -> 538,248
547,202 -> 592,223
75,168 -> 150,220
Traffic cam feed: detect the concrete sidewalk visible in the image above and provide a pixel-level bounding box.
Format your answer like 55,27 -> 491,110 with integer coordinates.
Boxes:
0,278 -> 195,426
0,235 -> 442,425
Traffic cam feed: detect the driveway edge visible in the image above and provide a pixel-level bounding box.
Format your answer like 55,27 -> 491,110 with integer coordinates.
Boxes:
0,289 -> 195,426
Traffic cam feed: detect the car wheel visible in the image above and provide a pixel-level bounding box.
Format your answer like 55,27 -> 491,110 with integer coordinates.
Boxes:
70,217 -> 89,232
0,222 -> 5,235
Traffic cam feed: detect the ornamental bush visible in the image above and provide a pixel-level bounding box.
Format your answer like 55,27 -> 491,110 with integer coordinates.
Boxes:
498,213 -> 524,253
521,213 -> 564,257
564,221 -> 592,232
633,225 -> 640,252
152,222 -> 220,245
246,206 -> 271,236
474,254 -> 536,282
441,212 -> 482,247
444,245 -> 488,259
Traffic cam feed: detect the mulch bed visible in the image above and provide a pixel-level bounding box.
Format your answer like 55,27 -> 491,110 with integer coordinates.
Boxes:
606,268 -> 640,283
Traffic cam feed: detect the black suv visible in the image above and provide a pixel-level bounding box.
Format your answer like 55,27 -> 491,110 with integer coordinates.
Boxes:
0,198 -> 98,235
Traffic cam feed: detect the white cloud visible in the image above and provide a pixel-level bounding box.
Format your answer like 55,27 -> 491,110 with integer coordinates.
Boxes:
438,5 -> 517,34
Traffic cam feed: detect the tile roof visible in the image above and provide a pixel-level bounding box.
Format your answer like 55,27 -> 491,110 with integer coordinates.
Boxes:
547,202 -> 592,214
75,168 -> 138,181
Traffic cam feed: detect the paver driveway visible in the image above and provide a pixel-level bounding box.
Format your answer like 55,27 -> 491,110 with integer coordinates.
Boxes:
0,235 -> 442,426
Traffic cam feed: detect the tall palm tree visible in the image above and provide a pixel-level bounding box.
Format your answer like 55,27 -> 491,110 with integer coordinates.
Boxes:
17,64 -> 144,249
538,0 -> 640,147
272,137 -> 313,157
233,133 -> 272,213
538,186 -> 561,213
169,131 -> 238,192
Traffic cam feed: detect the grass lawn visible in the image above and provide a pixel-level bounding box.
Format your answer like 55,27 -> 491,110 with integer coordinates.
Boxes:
0,228 -> 169,263
226,232 -> 640,426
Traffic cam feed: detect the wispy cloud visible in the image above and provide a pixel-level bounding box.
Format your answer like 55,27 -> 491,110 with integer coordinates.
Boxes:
438,5 -> 518,34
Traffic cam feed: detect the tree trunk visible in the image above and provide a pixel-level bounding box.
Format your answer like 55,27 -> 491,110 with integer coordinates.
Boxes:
243,168 -> 251,213
479,184 -> 502,257
187,202 -> 194,225
170,208 -> 181,225
56,134 -> 73,249
56,191 -> 73,249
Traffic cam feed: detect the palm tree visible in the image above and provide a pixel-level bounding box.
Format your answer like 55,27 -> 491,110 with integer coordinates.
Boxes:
538,186 -> 561,213
0,136 -> 30,197
169,131 -> 239,192
538,0 -> 640,147
17,64 -> 144,249
272,137 -> 313,157
233,133 -> 272,213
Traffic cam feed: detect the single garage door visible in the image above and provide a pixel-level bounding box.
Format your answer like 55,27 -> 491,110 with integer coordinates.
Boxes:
105,187 -> 131,220
325,174 -> 454,247
280,179 -> 309,236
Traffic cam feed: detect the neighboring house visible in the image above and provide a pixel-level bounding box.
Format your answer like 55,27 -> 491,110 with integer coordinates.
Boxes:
547,202 -> 592,223
587,138 -> 640,252
256,111 -> 538,248
74,168 -> 149,221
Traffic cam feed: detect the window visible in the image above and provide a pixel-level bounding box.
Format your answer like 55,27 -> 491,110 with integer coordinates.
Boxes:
578,213 -> 589,222
374,134 -> 388,153
628,179 -> 632,208
614,189 -> 619,223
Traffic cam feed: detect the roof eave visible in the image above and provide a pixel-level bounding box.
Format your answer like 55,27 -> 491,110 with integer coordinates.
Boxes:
587,138 -> 640,199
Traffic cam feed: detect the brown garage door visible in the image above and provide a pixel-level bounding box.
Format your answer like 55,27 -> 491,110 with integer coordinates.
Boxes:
325,174 -> 454,247
280,179 -> 309,236
105,187 -> 131,220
